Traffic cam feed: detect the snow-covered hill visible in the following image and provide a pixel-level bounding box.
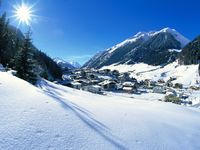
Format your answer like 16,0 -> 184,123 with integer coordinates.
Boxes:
1,71 -> 200,150
102,61 -> 200,87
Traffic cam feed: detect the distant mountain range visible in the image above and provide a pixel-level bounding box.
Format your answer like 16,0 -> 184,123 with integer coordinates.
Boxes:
70,61 -> 82,68
54,58 -> 81,70
83,27 -> 190,68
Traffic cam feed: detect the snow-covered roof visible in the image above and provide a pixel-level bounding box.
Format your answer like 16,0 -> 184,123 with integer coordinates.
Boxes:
122,82 -> 135,87
98,75 -> 112,80
99,80 -> 116,85
91,85 -> 102,89
123,87 -> 133,91
71,82 -> 81,86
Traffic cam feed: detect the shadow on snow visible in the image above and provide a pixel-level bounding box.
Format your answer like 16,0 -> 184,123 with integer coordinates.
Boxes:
37,80 -> 128,150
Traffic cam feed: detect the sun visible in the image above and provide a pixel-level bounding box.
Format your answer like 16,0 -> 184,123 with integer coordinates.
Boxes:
12,2 -> 36,27
15,4 -> 32,25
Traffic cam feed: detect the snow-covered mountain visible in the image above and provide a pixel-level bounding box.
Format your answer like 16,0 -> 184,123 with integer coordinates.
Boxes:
1,71 -> 200,150
69,61 -> 81,68
54,58 -> 81,70
83,27 -> 190,69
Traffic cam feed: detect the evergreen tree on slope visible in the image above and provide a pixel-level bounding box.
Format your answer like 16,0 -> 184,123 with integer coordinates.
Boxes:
16,31 -> 37,84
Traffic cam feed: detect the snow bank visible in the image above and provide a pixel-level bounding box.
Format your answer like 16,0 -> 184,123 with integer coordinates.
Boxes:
1,72 -> 200,150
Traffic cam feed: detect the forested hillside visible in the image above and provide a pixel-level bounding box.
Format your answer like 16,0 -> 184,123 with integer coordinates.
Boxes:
0,13 -> 62,83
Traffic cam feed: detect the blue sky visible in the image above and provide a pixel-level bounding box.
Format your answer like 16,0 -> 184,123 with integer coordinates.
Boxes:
1,0 -> 200,64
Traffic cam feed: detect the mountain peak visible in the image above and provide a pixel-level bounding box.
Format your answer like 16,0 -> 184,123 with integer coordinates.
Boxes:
160,27 -> 175,32
132,32 -> 146,38
154,27 -> 190,48
54,57 -> 81,69
84,27 -> 191,68
69,61 -> 81,68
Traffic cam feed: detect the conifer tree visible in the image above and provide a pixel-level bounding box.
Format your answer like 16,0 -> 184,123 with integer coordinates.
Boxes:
16,30 -> 38,84
9,38 -> 21,68
0,12 -> 10,66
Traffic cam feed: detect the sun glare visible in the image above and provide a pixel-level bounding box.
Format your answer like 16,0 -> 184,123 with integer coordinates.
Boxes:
12,2 -> 36,27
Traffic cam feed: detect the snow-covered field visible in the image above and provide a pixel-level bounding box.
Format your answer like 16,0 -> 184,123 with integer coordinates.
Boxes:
101,61 -> 200,87
1,71 -> 200,150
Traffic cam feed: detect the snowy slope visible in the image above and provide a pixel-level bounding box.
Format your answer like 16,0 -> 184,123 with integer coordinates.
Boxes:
1,72 -> 200,150
108,31 -> 150,54
102,61 -> 200,86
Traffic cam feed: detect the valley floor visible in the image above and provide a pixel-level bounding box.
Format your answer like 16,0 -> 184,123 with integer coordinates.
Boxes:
1,72 -> 200,150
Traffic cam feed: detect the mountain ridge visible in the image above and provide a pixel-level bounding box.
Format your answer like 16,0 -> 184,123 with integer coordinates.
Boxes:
83,27 -> 190,69
54,57 -> 81,70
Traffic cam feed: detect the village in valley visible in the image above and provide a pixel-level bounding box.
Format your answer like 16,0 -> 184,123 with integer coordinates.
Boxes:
57,66 -> 200,106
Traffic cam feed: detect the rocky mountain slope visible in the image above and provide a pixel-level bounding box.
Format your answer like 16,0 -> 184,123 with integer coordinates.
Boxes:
179,35 -> 200,65
83,28 -> 190,69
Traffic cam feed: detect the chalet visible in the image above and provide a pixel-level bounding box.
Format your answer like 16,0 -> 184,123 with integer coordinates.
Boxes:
158,79 -> 165,84
59,80 -> 72,87
142,79 -> 151,87
74,79 -> 90,86
169,76 -> 177,82
98,80 -> 117,91
153,86 -> 166,94
166,88 -> 178,96
190,86 -> 200,90
71,82 -> 82,89
89,74 -> 96,79
137,88 -> 148,94
90,79 -> 102,85
111,70 -> 120,77
166,81 -> 173,87
98,75 -> 113,81
178,92 -> 189,100
82,85 -> 103,94
118,72 -> 131,82
174,83 -> 183,89
68,74 -> 78,80
140,79 -> 155,89
62,74 -> 72,80
122,82 -> 139,93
